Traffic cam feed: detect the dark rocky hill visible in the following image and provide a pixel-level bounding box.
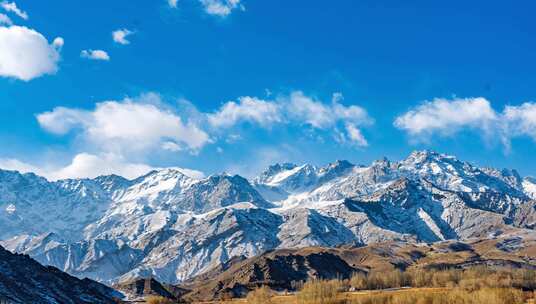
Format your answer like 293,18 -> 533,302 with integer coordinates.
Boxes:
0,245 -> 121,304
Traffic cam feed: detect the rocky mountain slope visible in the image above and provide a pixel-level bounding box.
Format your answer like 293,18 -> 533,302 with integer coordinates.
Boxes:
0,150 -> 535,284
0,245 -> 121,304
113,277 -> 186,302
181,233 -> 536,301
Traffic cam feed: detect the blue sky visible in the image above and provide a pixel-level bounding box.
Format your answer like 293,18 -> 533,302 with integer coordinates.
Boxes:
1,0 -> 536,179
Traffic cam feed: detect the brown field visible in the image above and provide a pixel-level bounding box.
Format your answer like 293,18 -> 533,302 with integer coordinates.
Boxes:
199,288 -> 535,304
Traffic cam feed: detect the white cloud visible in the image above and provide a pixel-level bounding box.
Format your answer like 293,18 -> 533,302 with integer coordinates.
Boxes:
0,158 -> 42,175
287,91 -> 371,129
208,91 -> 372,146
0,153 -> 206,181
52,37 -> 64,48
503,102 -> 536,141
168,0 -> 178,8
0,154 -> 153,180
50,153 -> 153,180
0,26 -> 63,81
199,0 -> 243,17
208,96 -> 282,128
81,49 -> 110,61
344,123 -> 368,147
35,107 -> 91,135
161,141 -> 183,152
1,1 -> 27,20
395,97 -> 536,150
37,93 -> 210,154
0,13 -> 12,25
112,28 -> 133,45
31,90 -> 372,180
394,97 -> 497,138
34,93 -> 212,180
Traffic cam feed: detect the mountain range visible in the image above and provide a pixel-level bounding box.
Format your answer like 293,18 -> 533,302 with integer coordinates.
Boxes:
1,150 -> 535,285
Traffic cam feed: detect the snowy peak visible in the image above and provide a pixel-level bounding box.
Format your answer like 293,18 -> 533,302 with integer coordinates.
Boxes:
254,163 -> 320,194
317,160 -> 355,183
254,163 -> 298,184
181,174 -> 271,212
93,174 -> 133,193
397,150 -> 526,196
523,177 -> 536,199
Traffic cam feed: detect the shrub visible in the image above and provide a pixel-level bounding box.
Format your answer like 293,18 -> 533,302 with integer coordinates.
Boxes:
350,273 -> 368,290
146,295 -> 175,304
350,288 -> 526,304
246,286 -> 273,304
347,267 -> 536,291
297,279 -> 343,304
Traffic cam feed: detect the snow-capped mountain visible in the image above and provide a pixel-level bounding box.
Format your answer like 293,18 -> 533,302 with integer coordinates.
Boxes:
1,150 -> 535,284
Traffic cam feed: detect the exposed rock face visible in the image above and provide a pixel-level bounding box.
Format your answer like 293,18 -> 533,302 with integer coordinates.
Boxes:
0,150 -> 535,284
183,248 -> 359,301
0,245 -> 120,304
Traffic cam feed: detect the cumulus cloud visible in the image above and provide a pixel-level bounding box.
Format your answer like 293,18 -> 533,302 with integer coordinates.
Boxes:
208,96 -> 282,128
168,0 -> 178,8
503,103 -> 536,141
33,94 -> 211,180
395,97 -> 536,150
81,49 -> 110,61
287,91 -> 371,129
208,91 -> 372,146
0,13 -> 12,25
1,1 -> 27,20
31,90 -> 372,180
35,107 -> 92,135
112,28 -> 133,45
49,153 -> 153,180
199,0 -> 243,17
394,97 -> 497,137
0,26 -> 63,81
37,93 -> 210,154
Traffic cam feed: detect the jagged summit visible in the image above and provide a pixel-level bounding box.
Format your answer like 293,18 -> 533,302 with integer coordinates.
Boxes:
0,150 -> 535,284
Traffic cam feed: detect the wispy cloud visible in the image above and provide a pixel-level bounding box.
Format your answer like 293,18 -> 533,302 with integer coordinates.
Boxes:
1,1 -> 27,19
0,13 -> 12,25
199,0 -> 244,17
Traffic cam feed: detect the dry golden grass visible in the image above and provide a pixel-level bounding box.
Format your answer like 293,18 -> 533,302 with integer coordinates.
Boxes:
246,286 -> 273,304
203,267 -> 536,304
146,295 -> 175,304
206,288 -> 532,304
296,279 -> 343,304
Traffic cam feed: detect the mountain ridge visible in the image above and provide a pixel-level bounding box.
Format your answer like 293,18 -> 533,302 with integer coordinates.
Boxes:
1,150 -> 535,284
